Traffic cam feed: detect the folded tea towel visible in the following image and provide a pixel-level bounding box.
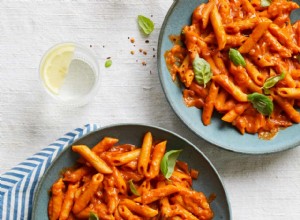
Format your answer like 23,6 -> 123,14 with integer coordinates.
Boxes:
0,124 -> 99,220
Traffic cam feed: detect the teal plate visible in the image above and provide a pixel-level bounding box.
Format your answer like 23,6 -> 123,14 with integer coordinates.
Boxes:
32,124 -> 231,219
158,0 -> 300,154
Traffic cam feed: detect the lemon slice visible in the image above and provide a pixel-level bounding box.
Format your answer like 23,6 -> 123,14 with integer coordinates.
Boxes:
40,43 -> 75,95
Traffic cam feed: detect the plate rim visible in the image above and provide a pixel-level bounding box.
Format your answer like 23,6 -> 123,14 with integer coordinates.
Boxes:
32,123 -> 232,219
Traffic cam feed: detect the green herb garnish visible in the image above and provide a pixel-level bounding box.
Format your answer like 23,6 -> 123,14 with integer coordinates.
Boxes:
248,93 -> 274,116
263,72 -> 285,94
137,15 -> 154,35
193,54 -> 212,87
89,212 -> 99,220
128,179 -> 140,196
229,48 -> 246,67
160,150 -> 182,179
105,59 -> 112,68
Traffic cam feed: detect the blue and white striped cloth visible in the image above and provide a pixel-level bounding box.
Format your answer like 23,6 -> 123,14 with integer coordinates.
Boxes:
0,124 -> 99,220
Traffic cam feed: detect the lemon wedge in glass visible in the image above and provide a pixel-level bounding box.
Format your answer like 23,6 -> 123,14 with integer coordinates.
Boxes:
40,43 -> 75,95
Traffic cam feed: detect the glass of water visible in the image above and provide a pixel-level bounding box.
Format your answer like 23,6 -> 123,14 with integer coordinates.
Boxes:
39,42 -> 100,106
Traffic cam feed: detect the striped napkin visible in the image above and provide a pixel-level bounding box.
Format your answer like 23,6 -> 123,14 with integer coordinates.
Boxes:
0,124 -> 99,220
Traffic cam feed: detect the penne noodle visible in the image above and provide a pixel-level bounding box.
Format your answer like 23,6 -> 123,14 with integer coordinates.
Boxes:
91,137 -> 119,155
63,166 -> 92,183
229,63 -> 262,93
263,31 -> 292,58
222,103 -> 251,123
72,173 -> 104,214
146,141 -> 166,179
239,20 -> 272,54
269,23 -> 300,54
137,132 -> 152,175
245,58 -> 266,86
277,88 -> 300,99
226,34 -> 248,47
104,175 -> 119,214
241,0 -> 256,15
170,204 -> 199,220
112,166 -> 127,194
119,199 -> 158,217
118,205 -> 143,220
49,178 -> 65,220
212,75 -> 248,102
202,82 -> 219,125
59,183 -> 79,220
188,81 -> 209,98
210,5 -> 226,50
225,17 -> 258,33
219,0 -> 232,24
72,145 -> 112,174
201,1 -> 214,29
272,92 -> 300,123
136,185 -> 179,204
107,148 -> 141,166
212,52 -> 229,75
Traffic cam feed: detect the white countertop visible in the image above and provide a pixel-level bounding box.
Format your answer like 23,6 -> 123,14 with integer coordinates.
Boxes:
0,1 -> 300,219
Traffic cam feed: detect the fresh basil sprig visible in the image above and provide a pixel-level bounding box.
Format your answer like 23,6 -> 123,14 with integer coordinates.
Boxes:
261,0 -> 272,7
229,48 -> 246,67
193,54 -> 212,87
89,212 -> 99,220
160,149 -> 182,179
128,179 -> 140,196
137,15 -> 154,35
263,72 -> 285,94
247,93 -> 273,116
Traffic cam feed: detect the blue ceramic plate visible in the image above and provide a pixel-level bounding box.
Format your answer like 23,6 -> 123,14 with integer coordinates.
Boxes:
32,124 -> 231,219
158,0 -> 300,154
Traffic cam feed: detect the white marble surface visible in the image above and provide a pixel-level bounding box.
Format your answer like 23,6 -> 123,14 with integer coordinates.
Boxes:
0,1 -> 300,219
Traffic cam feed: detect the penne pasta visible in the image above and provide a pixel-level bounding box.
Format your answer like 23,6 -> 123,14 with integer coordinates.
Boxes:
111,166 -> 127,194
210,5 -> 226,50
165,0 -> 300,137
137,132 -> 152,175
108,148 -> 141,166
202,82 -> 219,125
72,145 -> 112,174
272,92 -> 300,123
119,199 -> 158,217
48,133 -> 214,220
276,88 -> 300,99
59,183 -> 79,220
212,75 -> 248,102
49,178 -> 65,220
239,20 -> 271,54
146,141 -> 166,179
72,173 -> 104,214
91,137 -> 119,155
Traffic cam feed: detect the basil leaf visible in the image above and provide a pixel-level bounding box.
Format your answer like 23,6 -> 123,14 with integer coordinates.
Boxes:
193,54 -> 212,87
261,0 -> 272,7
105,59 -> 112,68
137,15 -> 154,35
229,48 -> 246,67
263,72 -> 285,94
247,93 -> 273,116
89,212 -> 99,220
160,149 -> 182,179
128,179 -> 140,196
